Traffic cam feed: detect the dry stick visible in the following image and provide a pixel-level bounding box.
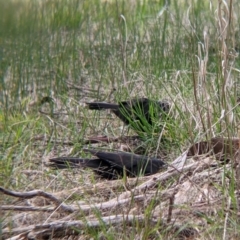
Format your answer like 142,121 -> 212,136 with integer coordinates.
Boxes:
4,205 -> 202,239
0,188 -> 174,214
30,215 -> 148,239
135,161 -> 202,190
5,234 -> 26,240
1,205 -> 55,212
0,188 -> 74,213
3,214 -> 148,239
74,189 -> 176,214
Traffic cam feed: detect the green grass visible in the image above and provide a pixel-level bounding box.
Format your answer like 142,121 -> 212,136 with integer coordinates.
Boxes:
0,0 -> 240,239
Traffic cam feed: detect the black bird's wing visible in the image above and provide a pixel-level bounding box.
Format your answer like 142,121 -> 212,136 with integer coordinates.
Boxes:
114,98 -> 170,128
84,149 -> 167,177
85,149 -> 138,167
86,102 -> 119,110
111,99 -> 141,125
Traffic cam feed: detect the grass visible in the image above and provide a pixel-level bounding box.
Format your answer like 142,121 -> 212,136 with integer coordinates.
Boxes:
0,0 -> 240,239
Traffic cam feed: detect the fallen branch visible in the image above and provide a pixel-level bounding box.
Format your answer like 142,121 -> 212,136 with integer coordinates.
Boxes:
3,213 -> 198,239
0,188 -> 74,213
0,205 -> 55,212
3,214 -> 148,239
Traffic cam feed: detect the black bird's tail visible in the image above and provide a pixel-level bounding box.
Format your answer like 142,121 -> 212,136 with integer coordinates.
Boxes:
86,102 -> 119,110
49,157 -> 100,169
49,156 -> 120,179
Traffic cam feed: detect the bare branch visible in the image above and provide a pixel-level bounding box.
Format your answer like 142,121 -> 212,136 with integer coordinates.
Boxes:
0,187 -> 74,213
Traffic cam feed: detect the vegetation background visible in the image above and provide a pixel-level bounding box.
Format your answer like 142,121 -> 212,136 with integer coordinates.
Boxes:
0,0 -> 240,239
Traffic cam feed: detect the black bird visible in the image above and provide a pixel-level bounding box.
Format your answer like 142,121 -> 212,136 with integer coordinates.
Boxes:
86,98 -> 170,133
49,149 -> 167,180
